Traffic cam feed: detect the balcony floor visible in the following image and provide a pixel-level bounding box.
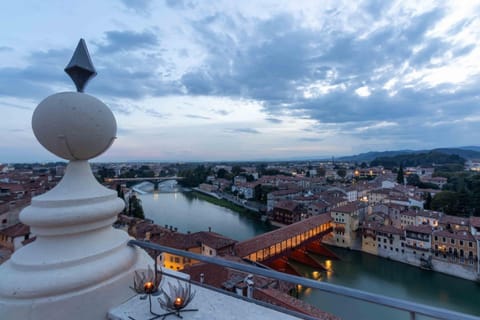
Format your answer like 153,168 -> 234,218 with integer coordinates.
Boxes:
108,269 -> 302,320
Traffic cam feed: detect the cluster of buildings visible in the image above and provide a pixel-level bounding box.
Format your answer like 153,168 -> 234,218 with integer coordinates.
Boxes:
200,162 -> 480,281
0,164 -> 64,260
2,160 -> 480,283
334,202 -> 479,280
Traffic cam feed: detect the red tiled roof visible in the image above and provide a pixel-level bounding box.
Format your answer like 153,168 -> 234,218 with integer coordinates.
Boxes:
433,229 -> 475,241
309,201 -> 329,210
331,201 -> 364,214
406,225 -> 433,235
470,217 -> 480,228
401,210 -> 418,217
0,223 -> 30,237
416,210 -> 441,219
0,183 -> 25,193
376,224 -> 404,236
274,200 -> 300,212
440,215 -> 469,226
22,236 -> 36,246
194,231 -> 237,250
151,231 -> 236,251
269,189 -> 302,197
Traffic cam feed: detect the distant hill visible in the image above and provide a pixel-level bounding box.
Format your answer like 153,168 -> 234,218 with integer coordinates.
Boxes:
337,150 -> 419,163
458,146 -> 480,152
435,147 -> 480,159
337,146 -> 480,163
370,150 -> 466,169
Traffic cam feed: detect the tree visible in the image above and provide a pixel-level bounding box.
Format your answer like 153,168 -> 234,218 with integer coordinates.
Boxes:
178,164 -> 211,188
128,194 -> 145,219
406,174 -> 420,186
317,167 -> 326,177
423,192 -> 432,210
217,168 -> 228,179
337,168 -> 347,179
254,184 -> 277,203
116,184 -> 126,214
116,184 -> 125,199
232,165 -> 244,176
431,191 -> 462,215
97,166 -> 115,181
397,166 -> 404,184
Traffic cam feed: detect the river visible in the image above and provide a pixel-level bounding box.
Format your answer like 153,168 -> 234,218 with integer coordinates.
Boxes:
139,191 -> 480,319
139,190 -> 273,241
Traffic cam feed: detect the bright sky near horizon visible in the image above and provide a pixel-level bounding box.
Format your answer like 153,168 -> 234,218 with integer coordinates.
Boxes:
2,0 -> 480,163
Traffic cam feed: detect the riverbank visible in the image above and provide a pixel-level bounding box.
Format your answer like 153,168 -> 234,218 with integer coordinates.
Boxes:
190,190 -> 265,221
321,236 -> 478,282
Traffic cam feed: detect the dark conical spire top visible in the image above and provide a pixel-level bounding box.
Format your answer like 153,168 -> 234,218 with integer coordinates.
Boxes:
64,39 -> 97,92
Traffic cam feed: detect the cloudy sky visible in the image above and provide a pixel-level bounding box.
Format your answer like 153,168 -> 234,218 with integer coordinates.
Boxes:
2,0 -> 480,163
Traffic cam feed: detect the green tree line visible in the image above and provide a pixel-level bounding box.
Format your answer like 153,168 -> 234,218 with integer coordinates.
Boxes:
370,151 -> 465,169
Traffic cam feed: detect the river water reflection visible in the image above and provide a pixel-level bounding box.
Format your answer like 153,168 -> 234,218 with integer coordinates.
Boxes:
295,247 -> 480,319
139,191 -> 273,241
139,191 -> 480,319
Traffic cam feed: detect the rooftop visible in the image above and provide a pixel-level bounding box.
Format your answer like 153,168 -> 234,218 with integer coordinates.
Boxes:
108,269 -> 308,320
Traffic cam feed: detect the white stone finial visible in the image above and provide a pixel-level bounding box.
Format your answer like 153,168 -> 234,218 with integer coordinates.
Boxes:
0,39 -> 152,320
32,92 -> 116,160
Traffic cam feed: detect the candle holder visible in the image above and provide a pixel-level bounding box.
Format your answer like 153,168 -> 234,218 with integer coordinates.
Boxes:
131,266 -> 162,295
131,266 -> 164,319
157,280 -> 197,318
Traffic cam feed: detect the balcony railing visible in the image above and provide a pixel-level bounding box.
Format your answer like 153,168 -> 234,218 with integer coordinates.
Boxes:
405,243 -> 430,251
129,239 -> 479,320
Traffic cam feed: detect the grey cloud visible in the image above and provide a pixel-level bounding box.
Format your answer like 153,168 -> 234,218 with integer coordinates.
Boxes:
227,128 -> 260,134
176,5 -> 480,149
120,0 -> 151,13
0,33 -> 168,100
181,71 -> 214,95
145,108 -> 169,118
185,114 -> 210,120
361,0 -> 391,19
0,46 -> 12,52
265,118 -> 282,124
96,30 -> 159,54
0,48 -> 71,99
210,109 -> 229,116
108,102 -> 141,115
165,0 -> 197,10
299,137 -> 323,142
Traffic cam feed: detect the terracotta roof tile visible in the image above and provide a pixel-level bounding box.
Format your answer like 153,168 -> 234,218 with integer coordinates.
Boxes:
0,223 -> 29,237
470,216 -> 480,228
440,215 -> 469,226
433,229 -> 475,241
331,201 -> 364,214
274,200 -> 300,212
405,225 -> 433,234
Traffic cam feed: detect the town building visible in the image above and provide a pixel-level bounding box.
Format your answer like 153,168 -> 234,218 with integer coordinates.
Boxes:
271,200 -> 303,225
330,201 -> 367,249
404,225 -> 433,264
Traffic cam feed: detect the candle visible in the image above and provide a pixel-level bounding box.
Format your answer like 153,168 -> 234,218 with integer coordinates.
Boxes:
144,281 -> 154,293
174,297 -> 183,309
